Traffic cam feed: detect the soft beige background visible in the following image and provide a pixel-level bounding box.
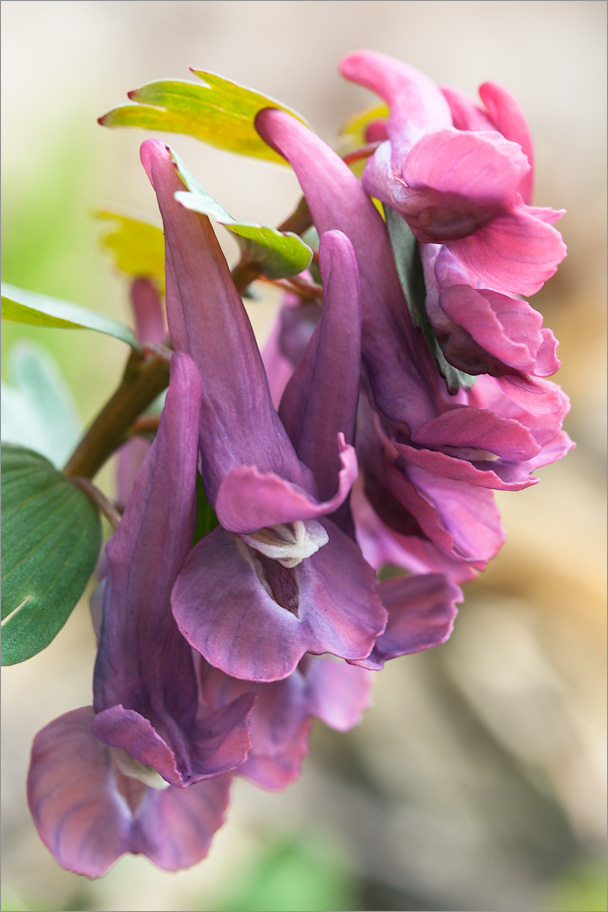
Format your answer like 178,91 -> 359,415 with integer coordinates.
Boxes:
2,2 -> 606,910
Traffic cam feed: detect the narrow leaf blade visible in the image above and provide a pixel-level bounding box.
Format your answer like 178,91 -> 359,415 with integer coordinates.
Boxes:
1,283 -> 140,350
1,445 -> 102,665
99,70 -> 310,164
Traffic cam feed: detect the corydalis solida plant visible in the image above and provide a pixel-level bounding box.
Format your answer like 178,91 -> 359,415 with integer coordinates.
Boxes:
1,51 -> 571,877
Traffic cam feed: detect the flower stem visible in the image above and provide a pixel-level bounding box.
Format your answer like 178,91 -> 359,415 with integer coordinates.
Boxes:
62,349 -> 170,481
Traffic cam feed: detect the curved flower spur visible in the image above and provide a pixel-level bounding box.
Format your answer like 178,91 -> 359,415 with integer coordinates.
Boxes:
141,139 -> 387,682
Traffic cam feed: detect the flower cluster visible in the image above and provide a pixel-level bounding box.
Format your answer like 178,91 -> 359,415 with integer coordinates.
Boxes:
27,51 -> 571,877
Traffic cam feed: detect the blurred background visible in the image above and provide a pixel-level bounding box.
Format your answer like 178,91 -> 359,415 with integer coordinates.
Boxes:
1,2 -> 606,910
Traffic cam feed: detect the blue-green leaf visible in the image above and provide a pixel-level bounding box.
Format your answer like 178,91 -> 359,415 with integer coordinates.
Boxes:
1,445 -> 101,665
1,341 -> 81,468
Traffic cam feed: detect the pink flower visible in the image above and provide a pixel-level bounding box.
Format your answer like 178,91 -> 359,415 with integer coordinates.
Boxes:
339,50 -> 566,297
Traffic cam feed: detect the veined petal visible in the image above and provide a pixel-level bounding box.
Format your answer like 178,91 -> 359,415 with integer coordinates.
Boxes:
215,433 -> 357,533
446,207 -> 567,296
355,574 -> 461,670
172,523 -> 386,683
479,82 -> 534,203
130,277 -> 166,345
411,406 -> 540,461
396,130 -> 530,244
27,707 -> 233,877
28,707 -> 131,878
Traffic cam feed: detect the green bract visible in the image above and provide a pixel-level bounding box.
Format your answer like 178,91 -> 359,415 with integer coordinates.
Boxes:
1,445 -> 102,665
1,283 -> 140,350
99,69 -> 311,164
384,206 -> 476,395
170,149 -> 313,279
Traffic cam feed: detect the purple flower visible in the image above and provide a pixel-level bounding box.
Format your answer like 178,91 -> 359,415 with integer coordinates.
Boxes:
255,105 -> 572,496
28,354 -> 256,876
141,140 -> 387,682
199,656 -> 373,790
339,50 -> 567,297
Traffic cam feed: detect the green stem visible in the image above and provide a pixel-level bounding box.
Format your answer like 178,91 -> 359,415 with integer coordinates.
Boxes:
62,350 -> 170,481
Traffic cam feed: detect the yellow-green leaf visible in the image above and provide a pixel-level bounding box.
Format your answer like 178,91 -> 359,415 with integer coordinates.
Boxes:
1,283 -> 140,350
93,207 -> 165,294
99,69 -> 311,164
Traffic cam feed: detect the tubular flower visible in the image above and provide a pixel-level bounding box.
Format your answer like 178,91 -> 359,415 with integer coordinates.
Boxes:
141,139 -> 387,682
28,355 -> 256,876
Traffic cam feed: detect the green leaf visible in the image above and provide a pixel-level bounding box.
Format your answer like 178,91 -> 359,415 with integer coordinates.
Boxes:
384,205 -> 476,395
99,69 -> 311,164
93,207 -> 166,293
192,474 -> 219,546
170,149 -> 313,279
1,445 -> 101,665
1,341 -> 81,468
1,283 -> 140,351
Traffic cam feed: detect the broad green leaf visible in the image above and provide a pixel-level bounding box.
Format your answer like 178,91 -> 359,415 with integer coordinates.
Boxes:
1,445 -> 101,665
1,341 -> 81,468
93,207 -> 165,294
170,149 -> 313,279
99,69 -> 311,164
1,283 -> 140,351
384,205 -> 476,395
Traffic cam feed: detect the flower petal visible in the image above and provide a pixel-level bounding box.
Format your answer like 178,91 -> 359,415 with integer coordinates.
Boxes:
172,523 -> 385,682
28,707 -> 131,878
215,434 -> 357,533
357,573 -> 461,670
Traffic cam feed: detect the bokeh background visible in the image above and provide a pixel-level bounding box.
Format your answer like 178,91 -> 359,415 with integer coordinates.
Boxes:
1,2 -> 606,910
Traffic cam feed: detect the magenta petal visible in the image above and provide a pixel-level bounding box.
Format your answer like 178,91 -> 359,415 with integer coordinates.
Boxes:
172,523 -> 386,682
403,130 -> 529,213
339,50 -> 452,154
215,435 -> 357,532
28,707 -> 132,878
357,574 -> 462,670
412,405 -> 540,461
447,208 -> 567,296
305,657 -> 373,731
478,82 -> 534,203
